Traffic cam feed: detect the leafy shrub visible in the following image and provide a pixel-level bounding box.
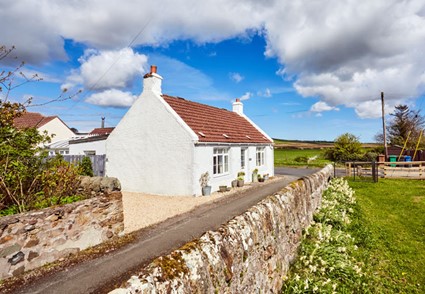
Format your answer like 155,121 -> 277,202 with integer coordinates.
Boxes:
0,101 -> 83,214
361,151 -> 379,162
325,133 -> 364,162
37,156 -> 82,207
79,156 -> 94,177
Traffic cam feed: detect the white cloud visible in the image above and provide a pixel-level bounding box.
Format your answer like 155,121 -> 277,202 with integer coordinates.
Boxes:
229,72 -> 244,83
240,92 -> 252,101
264,0 -> 425,118
63,48 -> 148,91
310,101 -> 340,113
257,88 -> 272,97
85,89 -> 138,107
2,0 -> 425,118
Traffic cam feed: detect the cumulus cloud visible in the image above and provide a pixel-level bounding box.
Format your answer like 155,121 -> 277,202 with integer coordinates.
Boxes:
0,0 -> 263,65
2,0 -> 425,118
240,92 -> 252,101
229,72 -> 244,83
85,89 -> 138,107
63,48 -> 147,91
264,0 -> 425,117
310,101 -> 340,113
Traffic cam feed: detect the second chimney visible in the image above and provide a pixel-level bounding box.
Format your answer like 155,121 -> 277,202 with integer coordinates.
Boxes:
232,98 -> 243,115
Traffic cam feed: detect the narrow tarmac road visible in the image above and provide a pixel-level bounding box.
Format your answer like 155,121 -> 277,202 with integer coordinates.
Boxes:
9,169 -> 314,294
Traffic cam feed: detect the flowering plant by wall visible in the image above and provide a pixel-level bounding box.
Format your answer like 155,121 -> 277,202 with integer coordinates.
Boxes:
282,178 -> 368,293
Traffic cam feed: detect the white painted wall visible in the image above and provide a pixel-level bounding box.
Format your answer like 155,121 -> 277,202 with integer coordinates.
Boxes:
192,144 -> 274,195
39,118 -> 75,142
106,74 -> 198,195
69,139 -> 106,155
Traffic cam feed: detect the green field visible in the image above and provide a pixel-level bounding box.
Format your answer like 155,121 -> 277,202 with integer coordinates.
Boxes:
274,148 -> 331,167
349,179 -> 425,293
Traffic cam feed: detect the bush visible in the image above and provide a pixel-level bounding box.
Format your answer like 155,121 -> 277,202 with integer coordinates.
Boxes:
79,156 -> 94,177
325,133 -> 364,162
0,101 -> 83,214
361,151 -> 379,162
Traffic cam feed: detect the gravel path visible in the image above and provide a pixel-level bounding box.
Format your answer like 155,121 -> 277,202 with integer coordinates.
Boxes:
122,176 -> 285,233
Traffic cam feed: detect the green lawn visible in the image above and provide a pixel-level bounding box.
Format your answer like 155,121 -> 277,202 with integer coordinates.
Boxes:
348,179 -> 425,293
274,148 -> 331,167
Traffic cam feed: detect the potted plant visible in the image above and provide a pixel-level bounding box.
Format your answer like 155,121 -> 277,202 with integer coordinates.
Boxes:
231,179 -> 238,188
237,171 -> 245,187
252,168 -> 258,182
199,171 -> 211,196
258,174 -> 265,182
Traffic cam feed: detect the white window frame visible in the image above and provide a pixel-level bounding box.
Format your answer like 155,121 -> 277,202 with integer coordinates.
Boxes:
256,147 -> 265,166
213,148 -> 229,175
241,148 -> 247,169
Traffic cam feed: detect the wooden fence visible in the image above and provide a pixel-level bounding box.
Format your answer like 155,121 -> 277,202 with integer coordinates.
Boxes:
48,155 -> 106,177
346,161 -> 425,180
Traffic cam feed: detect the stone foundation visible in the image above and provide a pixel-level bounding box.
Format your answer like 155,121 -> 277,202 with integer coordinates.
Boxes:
0,191 -> 124,280
111,165 -> 332,293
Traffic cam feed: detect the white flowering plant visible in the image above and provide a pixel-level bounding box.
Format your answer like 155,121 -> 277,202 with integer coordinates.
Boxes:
282,178 -> 369,293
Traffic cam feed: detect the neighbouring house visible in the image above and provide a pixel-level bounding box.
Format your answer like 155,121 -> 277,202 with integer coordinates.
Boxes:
106,65 -> 274,196
14,112 -> 76,155
45,139 -> 71,156
68,127 -> 114,155
13,112 -> 75,142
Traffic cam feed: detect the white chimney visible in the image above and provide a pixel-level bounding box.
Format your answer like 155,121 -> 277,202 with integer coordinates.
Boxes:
232,98 -> 243,115
143,65 -> 163,94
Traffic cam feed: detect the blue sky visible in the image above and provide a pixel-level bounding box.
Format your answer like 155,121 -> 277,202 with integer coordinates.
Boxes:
2,1 -> 425,142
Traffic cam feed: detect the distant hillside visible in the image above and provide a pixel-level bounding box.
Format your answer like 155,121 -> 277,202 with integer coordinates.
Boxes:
273,138 -> 380,149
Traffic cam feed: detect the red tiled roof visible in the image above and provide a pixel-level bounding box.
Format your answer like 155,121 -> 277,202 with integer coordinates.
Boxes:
89,127 -> 115,135
162,95 -> 272,143
13,112 -> 57,129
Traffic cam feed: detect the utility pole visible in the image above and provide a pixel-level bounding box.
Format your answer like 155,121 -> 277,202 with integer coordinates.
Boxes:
381,92 -> 388,160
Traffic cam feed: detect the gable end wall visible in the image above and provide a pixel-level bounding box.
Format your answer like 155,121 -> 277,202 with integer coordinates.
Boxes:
106,91 -> 196,195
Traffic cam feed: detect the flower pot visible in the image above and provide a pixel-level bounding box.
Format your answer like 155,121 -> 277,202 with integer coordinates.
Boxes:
237,179 -> 244,187
252,173 -> 258,182
258,178 -> 265,182
219,185 -> 227,192
202,186 -> 211,196
231,180 -> 238,188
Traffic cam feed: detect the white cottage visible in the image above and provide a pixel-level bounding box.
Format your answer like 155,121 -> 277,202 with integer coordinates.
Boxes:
106,66 -> 274,196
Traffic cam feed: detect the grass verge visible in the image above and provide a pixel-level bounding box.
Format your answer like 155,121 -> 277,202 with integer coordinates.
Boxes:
348,179 -> 425,293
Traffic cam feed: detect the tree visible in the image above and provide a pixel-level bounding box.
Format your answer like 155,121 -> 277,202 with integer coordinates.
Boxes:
387,105 -> 424,148
325,133 -> 363,162
0,46 -> 81,214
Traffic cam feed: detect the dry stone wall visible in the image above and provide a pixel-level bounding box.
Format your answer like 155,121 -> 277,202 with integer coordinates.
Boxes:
0,191 -> 124,280
111,165 -> 333,294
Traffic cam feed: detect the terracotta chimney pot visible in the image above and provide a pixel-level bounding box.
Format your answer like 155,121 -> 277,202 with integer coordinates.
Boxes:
151,65 -> 157,74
